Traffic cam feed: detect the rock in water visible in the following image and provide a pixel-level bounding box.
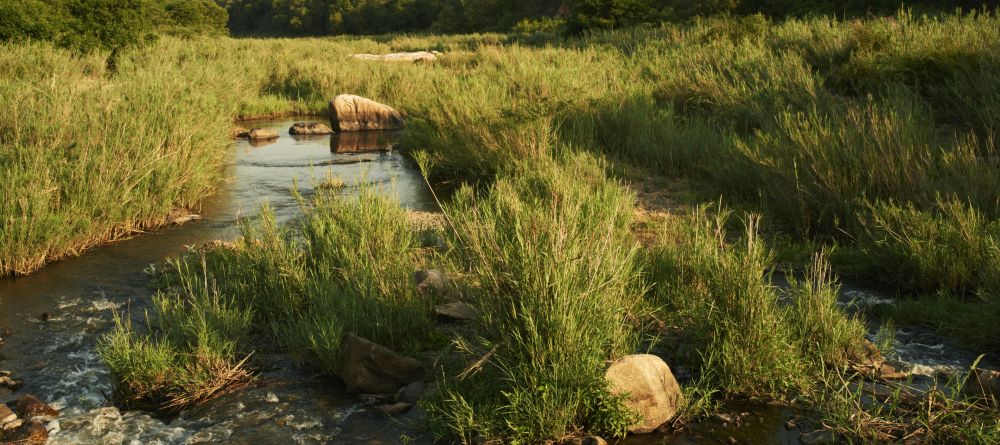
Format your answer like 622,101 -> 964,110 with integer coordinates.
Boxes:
338,332 -> 423,394
329,95 -> 404,132
604,354 -> 683,434
964,368 -> 1000,400
0,404 -> 16,425
289,122 -> 333,135
248,128 -> 279,140
351,51 -> 439,63
15,395 -> 59,419
1,420 -> 47,445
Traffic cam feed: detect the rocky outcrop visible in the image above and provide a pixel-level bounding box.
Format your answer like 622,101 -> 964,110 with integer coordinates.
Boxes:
248,128 -> 279,140
964,368 -> 1000,400
604,354 -> 683,434
329,95 -> 404,132
338,332 -> 423,394
351,51 -> 439,63
289,122 -> 333,135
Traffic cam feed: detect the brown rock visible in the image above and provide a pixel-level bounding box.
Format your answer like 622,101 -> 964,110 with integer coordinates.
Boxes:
1,420 -> 47,445
604,354 -> 684,434
329,95 -> 404,132
289,122 -> 333,135
0,376 -> 20,391
338,332 -> 423,394
583,436 -> 608,445
16,395 -> 58,419
964,368 -> 1000,400
434,302 -> 477,321
248,128 -> 279,140
0,404 -> 14,425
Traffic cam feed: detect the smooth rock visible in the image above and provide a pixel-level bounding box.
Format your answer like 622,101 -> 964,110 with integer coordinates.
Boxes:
338,332 -> 423,394
2,417 -> 23,432
351,51 -> 439,63
414,269 -> 448,296
375,402 -> 413,415
16,395 -> 58,419
583,436 -> 608,445
394,381 -> 426,404
434,302 -> 477,321
1,420 -> 48,445
248,128 -> 279,140
604,354 -> 683,434
964,368 -> 1000,400
800,429 -> 836,445
289,122 -> 333,135
329,95 -> 404,132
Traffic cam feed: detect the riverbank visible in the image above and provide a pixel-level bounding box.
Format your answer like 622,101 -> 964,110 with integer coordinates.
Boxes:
3,9 -> 999,444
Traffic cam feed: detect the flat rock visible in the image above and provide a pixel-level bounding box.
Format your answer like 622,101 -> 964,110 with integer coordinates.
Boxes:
351,51 -> 439,63
374,402 -> 413,415
329,95 -> 404,132
604,354 -> 683,434
248,128 -> 279,140
338,332 -> 423,394
394,381 -> 426,403
434,302 -> 477,321
289,122 -> 333,135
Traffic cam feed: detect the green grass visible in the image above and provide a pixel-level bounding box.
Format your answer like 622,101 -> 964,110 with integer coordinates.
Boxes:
2,7 -> 993,444
101,184 -> 437,410
425,153 -> 645,443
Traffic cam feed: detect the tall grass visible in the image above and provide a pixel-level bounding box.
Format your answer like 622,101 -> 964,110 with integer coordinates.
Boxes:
426,154 -> 644,443
100,185 -> 435,409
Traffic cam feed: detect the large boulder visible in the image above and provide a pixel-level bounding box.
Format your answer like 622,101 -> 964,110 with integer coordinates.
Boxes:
964,368 -> 1000,400
329,95 -> 404,132
289,122 -> 333,135
351,51 -> 439,63
338,332 -> 423,394
604,354 -> 684,434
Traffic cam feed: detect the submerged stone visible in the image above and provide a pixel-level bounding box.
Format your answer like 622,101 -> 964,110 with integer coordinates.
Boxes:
289,122 -> 333,135
604,354 -> 683,434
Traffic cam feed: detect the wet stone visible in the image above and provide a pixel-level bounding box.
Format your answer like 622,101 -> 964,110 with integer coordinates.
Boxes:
16,395 -> 59,419
0,404 -> 14,424
1,420 -> 48,445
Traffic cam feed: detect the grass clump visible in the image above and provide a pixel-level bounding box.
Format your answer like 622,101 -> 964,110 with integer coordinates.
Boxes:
425,154 -> 644,443
646,207 -> 869,400
100,184 -> 436,409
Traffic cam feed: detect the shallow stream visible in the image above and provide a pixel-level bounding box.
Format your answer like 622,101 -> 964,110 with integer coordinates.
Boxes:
0,119 -> 992,444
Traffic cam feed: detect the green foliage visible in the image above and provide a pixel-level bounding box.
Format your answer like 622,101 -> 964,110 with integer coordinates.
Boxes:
100,186 -> 436,408
647,208 -> 868,399
426,154 -> 644,442
0,0 -> 227,50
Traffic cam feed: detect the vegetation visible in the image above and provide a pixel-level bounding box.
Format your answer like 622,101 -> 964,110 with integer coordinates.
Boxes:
0,3 -> 997,443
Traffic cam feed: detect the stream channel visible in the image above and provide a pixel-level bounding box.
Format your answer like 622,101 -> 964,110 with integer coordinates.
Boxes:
0,119 -> 993,444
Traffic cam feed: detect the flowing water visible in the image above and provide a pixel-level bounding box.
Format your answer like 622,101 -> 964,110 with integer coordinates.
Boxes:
0,119 -> 993,444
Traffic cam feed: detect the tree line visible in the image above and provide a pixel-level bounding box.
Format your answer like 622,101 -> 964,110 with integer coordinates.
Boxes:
1,0 -> 997,51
